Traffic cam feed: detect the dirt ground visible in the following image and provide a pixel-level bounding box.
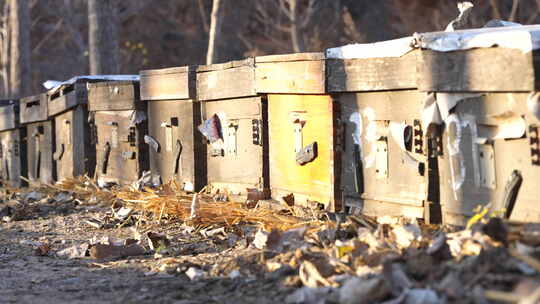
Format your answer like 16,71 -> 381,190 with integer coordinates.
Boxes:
3,183 -> 540,304
0,200 -> 296,304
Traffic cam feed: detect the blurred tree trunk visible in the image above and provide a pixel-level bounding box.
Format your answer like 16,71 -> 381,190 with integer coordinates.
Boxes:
288,0 -> 304,52
88,0 -> 119,75
0,1 -> 10,97
9,0 -> 31,98
206,0 -> 223,64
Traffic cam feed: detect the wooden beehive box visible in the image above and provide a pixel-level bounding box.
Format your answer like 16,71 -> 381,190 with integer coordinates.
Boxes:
48,81 -> 95,181
255,52 -> 339,211
20,94 -> 55,184
140,66 -> 206,191
327,45 -> 433,220
0,100 -> 27,188
414,25 -> 540,224
196,58 -> 269,198
88,81 -> 149,186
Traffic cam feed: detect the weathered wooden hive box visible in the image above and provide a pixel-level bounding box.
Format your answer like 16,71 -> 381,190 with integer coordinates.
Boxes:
48,81 -> 95,181
327,39 -> 434,220
0,100 -> 27,188
88,81 -> 148,186
415,25 -> 540,224
255,53 -> 339,211
20,94 -> 55,184
196,58 -> 268,198
140,66 -> 206,190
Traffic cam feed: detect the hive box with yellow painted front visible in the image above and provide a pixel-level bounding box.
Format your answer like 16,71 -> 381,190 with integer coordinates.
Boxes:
88,81 -> 149,186
327,44 -> 434,220
0,99 -> 27,188
140,66 -> 206,191
20,94 -> 55,184
255,53 -> 339,211
197,58 -> 268,198
415,25 -> 540,224
48,81 -> 95,181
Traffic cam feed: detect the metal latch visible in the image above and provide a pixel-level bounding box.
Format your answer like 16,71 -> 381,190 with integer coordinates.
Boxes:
107,122 -> 119,148
64,119 -> 72,146
173,140 -> 182,176
252,119 -> 262,146
210,148 -> 224,157
161,122 -> 173,152
413,119 -> 423,154
375,138 -> 388,180
296,142 -> 317,165
33,131 -> 41,179
13,140 -> 19,157
335,118 -> 346,152
53,144 -> 65,161
478,144 -> 496,189
144,135 -> 160,153
88,113 -> 97,145
530,125 -> 540,166
225,121 -> 239,155
101,143 -> 111,174
353,144 -> 364,194
128,127 -> 137,147
122,151 -> 136,160
293,121 -> 303,153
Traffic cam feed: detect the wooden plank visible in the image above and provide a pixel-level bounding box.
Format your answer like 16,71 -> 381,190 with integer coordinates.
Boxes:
327,51 -> 418,92
94,110 -> 149,185
20,94 -> 48,124
88,81 -> 140,111
203,97 -> 267,194
196,58 -> 253,72
48,83 -> 88,116
417,48 -> 535,92
268,94 -> 336,209
197,65 -> 256,101
256,52 -> 324,63
0,103 -> 18,131
26,121 -> 55,184
339,90 -> 428,212
140,66 -> 196,100
255,60 -> 325,94
146,99 -> 206,191
0,128 -> 27,188
54,106 -> 94,180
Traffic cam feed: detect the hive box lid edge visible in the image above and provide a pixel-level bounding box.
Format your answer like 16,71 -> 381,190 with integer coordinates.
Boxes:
20,94 -> 48,124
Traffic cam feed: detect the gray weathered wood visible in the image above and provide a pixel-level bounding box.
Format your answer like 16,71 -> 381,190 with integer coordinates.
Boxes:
0,128 -> 27,188
203,96 -> 267,195
20,94 -> 48,124
0,101 -> 19,131
327,51 -> 418,92
147,99 -> 206,190
255,53 -> 326,94
94,109 -> 149,185
417,48 -> 536,92
26,121 -> 55,184
87,81 -> 141,111
54,106 -> 95,180
339,90 -> 428,214
197,59 -> 256,101
256,52 -> 324,63
140,66 -> 196,101
48,83 -> 88,116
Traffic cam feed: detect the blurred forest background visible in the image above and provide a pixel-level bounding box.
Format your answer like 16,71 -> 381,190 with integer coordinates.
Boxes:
0,0 -> 539,98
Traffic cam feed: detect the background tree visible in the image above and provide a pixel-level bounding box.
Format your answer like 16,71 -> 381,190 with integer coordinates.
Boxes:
88,0 -> 119,75
0,0 -> 539,96
206,0 -> 223,64
8,0 -> 31,98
